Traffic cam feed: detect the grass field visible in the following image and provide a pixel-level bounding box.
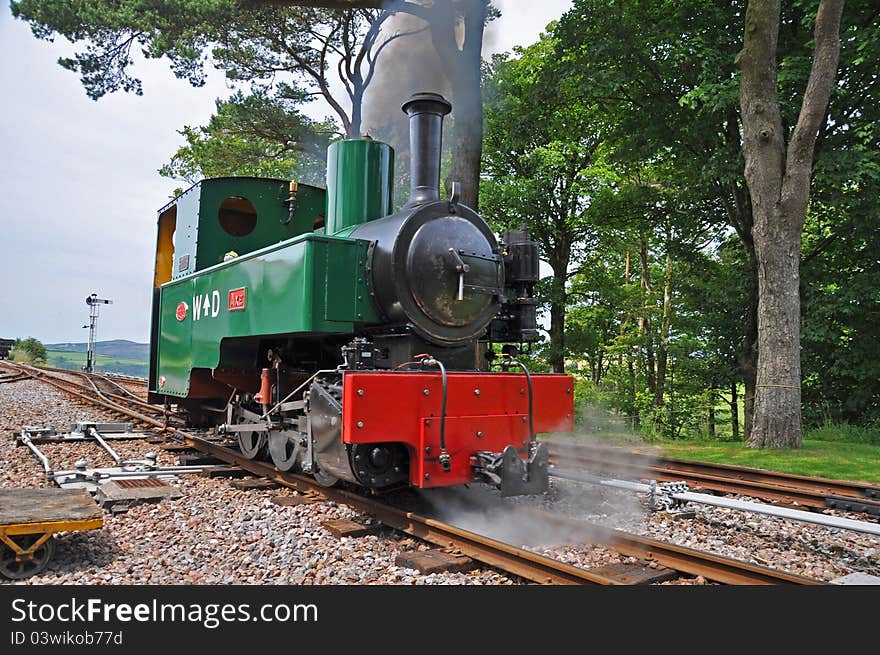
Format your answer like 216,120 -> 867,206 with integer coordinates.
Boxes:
658,439 -> 880,484
46,349 -> 148,377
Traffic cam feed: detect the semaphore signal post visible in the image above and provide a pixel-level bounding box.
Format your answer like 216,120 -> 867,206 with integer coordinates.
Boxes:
83,293 -> 112,374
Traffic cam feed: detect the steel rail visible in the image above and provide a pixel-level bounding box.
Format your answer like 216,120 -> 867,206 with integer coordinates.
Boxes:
95,374 -> 149,402
516,507 -> 818,586
103,373 -> 148,387
550,467 -> 880,538
16,364 -> 818,585
11,365 -> 167,429
548,441 -> 880,511
0,362 -> 29,384
72,371 -> 161,416
185,434 -> 815,585
552,450 -> 832,508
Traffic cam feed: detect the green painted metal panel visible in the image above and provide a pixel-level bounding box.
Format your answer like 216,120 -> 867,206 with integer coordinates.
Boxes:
155,280 -> 194,396
322,237 -> 374,322
325,139 -> 394,235
155,233 -> 379,397
195,178 -> 326,272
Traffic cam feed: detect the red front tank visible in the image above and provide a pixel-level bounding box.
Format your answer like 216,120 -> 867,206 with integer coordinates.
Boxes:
340,371 -> 574,488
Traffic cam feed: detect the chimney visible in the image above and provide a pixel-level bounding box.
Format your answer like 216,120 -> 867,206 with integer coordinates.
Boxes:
401,92 -> 452,207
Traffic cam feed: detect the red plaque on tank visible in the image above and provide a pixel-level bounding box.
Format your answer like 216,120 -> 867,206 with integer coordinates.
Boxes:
175,302 -> 188,322
228,287 -> 247,312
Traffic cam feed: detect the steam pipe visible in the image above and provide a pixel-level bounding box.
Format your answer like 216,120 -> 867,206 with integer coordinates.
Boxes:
506,359 -> 536,448
416,354 -> 451,472
402,92 -> 452,207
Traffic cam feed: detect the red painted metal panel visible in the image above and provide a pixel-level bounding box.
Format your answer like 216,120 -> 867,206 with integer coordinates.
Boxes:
417,415 -> 530,486
228,287 -> 247,311
341,371 -> 574,487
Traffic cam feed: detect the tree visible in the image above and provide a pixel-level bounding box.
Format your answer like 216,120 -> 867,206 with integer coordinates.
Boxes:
555,0 -> 762,436
565,252 -> 629,385
555,0 -> 878,442
481,39 -> 614,373
159,89 -> 335,187
270,1 -> 496,208
11,1 -> 390,135
13,338 -> 47,364
12,0 -> 495,207
738,0 -> 846,448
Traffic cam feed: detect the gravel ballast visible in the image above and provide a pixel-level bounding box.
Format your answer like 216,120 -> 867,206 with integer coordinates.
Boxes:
1,380 -> 515,585
2,378 -> 878,585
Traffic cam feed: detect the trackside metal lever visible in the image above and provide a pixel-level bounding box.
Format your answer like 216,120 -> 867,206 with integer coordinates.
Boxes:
448,248 -> 470,301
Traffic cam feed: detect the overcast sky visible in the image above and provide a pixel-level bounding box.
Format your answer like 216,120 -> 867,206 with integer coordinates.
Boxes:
0,1 -> 572,345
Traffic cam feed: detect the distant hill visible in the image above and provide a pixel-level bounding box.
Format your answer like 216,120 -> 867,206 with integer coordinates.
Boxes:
46,339 -> 149,360
44,340 -> 149,378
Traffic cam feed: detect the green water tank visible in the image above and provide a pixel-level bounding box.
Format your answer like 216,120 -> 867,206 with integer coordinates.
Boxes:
325,138 -> 394,235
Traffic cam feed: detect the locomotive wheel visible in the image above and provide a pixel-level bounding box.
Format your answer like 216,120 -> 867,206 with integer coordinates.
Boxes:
268,432 -> 301,472
312,468 -> 339,487
0,535 -> 56,580
238,430 -> 267,459
235,413 -> 267,459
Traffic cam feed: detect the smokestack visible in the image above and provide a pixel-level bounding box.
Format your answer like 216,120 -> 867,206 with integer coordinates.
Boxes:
401,92 -> 452,207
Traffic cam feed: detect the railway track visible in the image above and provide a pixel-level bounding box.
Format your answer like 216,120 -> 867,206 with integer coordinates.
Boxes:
5,362 -> 819,585
9,364 -> 171,428
547,440 -> 880,516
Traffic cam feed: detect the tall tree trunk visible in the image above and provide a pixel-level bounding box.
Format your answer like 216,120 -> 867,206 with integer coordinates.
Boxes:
730,382 -> 740,440
619,250 -> 631,366
708,389 -> 716,439
750,209 -> 803,447
737,0 -> 844,448
350,85 -> 364,137
740,246 -> 758,442
593,352 -> 605,384
547,252 -> 569,373
654,232 -> 673,406
627,358 -> 639,430
549,296 -> 566,374
425,0 -> 487,209
448,59 -> 483,209
638,239 -> 656,397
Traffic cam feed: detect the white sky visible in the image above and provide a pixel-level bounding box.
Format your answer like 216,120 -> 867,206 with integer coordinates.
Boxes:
0,1 -> 571,344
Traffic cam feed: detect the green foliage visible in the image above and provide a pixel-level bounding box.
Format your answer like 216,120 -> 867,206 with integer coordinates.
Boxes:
10,2 -> 359,102
159,89 -> 335,187
12,337 -> 47,363
556,0 -> 746,210
10,1 -> 371,189
481,34 -> 620,370
10,0 -> 235,100
550,0 -> 880,438
806,421 -> 880,446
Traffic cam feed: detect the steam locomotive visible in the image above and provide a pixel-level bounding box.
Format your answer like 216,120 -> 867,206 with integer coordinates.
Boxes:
148,92 -> 573,496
